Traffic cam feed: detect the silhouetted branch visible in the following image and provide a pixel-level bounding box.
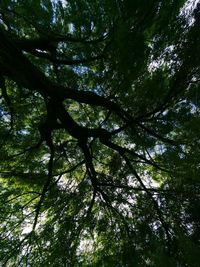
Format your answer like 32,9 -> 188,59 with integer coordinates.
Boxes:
32,145 -> 54,231
122,154 -> 172,250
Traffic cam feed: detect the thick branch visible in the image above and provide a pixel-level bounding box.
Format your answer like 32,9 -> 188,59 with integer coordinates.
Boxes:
78,140 -> 99,189
0,28 -> 130,122
24,48 -> 105,65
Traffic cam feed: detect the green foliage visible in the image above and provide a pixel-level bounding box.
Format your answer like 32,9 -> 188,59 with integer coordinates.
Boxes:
0,0 -> 200,266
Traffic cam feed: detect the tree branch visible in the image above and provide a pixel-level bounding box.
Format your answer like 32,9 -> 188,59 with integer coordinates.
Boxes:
32,145 -> 54,231
121,154 -> 172,248
100,139 -> 169,172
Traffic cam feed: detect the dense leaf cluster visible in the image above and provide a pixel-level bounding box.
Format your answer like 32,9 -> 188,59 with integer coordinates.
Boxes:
0,0 -> 200,266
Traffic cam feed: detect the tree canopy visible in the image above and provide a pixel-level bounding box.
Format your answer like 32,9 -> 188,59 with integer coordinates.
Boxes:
0,0 -> 200,266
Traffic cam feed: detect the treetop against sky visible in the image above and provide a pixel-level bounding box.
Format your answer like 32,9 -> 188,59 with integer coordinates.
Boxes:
0,0 -> 200,266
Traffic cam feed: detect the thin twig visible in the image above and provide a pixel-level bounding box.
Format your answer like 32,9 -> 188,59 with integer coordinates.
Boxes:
32,145 -> 54,231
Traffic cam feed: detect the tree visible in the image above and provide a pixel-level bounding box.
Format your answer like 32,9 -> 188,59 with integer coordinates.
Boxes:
0,0 -> 200,266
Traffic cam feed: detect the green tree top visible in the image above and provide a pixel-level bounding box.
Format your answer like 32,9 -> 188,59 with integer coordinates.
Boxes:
0,0 -> 200,266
